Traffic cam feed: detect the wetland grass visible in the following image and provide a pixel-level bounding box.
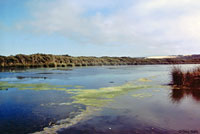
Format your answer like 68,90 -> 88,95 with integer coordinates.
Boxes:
171,66 -> 200,88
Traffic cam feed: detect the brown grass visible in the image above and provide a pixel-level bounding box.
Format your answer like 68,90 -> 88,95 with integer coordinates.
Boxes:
171,66 -> 200,88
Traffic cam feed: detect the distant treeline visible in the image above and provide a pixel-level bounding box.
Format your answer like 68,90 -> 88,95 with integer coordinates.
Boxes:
0,54 -> 200,68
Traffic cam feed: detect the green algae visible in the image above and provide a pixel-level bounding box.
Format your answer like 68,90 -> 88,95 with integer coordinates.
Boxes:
138,78 -> 152,82
33,82 -> 152,134
33,106 -> 99,134
0,81 -> 152,108
0,79 -> 156,134
38,83 -> 152,107
74,85 -> 84,89
68,83 -> 152,107
132,93 -> 153,98
0,81 -> 74,91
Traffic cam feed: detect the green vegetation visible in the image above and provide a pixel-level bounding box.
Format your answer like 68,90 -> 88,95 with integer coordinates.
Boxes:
68,83 -> 151,107
0,81 -> 71,91
1,54 -> 200,69
0,79 -> 154,133
171,66 -> 200,88
138,78 -> 152,82
0,81 -> 151,107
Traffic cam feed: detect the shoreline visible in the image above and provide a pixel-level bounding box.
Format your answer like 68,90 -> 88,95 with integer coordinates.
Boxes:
0,54 -> 200,69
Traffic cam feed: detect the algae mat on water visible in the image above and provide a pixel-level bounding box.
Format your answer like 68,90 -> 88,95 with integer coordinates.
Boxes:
0,81 -> 71,91
0,80 -> 152,134
67,83 -> 152,107
0,81 -> 151,107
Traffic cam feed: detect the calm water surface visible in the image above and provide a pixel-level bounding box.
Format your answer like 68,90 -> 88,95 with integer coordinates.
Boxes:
0,65 -> 200,134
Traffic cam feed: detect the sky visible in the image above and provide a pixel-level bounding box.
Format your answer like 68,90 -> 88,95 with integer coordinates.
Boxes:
0,0 -> 200,57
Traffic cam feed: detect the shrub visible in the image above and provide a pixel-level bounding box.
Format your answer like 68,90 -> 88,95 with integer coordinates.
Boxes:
61,64 -> 66,67
75,63 -> 82,67
48,63 -> 56,68
67,63 -> 74,67
82,63 -> 87,66
43,64 -> 48,68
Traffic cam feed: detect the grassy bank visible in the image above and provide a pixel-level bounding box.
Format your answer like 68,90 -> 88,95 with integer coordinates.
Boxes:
0,54 -> 200,68
171,66 -> 200,88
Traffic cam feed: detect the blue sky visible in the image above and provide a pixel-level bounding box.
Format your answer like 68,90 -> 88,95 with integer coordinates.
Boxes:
1,0 -> 200,57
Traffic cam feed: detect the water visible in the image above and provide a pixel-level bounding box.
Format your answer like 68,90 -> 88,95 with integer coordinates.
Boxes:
0,65 -> 200,134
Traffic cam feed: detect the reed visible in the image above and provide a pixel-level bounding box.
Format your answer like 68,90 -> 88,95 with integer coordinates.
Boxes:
171,66 -> 200,88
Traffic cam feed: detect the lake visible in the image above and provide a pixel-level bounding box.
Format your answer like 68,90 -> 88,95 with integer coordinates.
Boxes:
0,65 -> 200,134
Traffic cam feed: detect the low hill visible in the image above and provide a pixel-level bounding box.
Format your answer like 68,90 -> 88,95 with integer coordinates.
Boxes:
0,54 -> 200,68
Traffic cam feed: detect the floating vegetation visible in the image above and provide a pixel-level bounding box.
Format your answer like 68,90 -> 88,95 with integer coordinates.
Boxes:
74,85 -> 84,89
0,87 -> 8,90
0,81 -> 71,91
138,78 -> 152,82
0,81 -> 153,108
67,83 -> 152,107
33,107 -> 97,134
0,80 -> 153,134
0,81 -> 152,107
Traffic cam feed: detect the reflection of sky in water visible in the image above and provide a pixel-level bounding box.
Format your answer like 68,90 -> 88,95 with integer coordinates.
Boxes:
103,87 -> 200,131
0,87 -> 84,134
0,65 -> 172,88
0,65 -> 200,134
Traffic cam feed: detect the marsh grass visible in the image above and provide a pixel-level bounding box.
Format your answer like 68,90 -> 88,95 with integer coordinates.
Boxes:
171,66 -> 200,88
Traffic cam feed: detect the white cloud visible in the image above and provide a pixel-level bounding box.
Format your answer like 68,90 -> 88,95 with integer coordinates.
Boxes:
21,0 -> 200,55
